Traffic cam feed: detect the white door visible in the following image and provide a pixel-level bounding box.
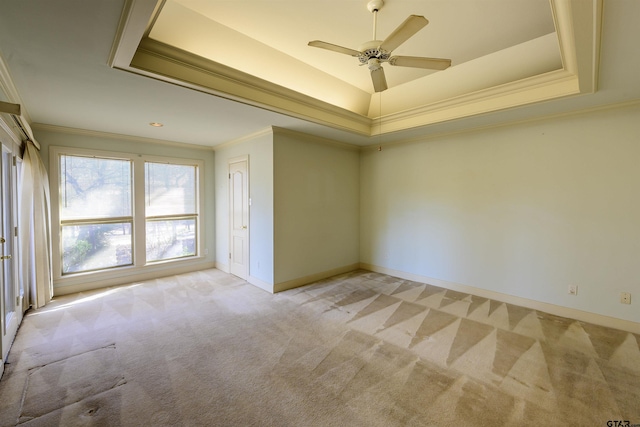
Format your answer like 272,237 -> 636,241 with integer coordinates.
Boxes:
1,144 -> 21,369
229,157 -> 249,280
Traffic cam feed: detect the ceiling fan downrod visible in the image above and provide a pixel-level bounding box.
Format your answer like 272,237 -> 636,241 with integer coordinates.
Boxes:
367,0 -> 384,40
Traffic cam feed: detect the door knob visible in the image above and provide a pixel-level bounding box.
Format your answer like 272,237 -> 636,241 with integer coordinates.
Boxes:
242,226 -> 247,229
0,237 -> 5,243
1,255 -> 11,260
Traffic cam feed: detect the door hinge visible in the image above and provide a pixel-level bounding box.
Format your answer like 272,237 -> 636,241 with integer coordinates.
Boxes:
229,252 -> 231,259
14,226 -> 18,237
13,155 -> 17,166
229,173 -> 231,179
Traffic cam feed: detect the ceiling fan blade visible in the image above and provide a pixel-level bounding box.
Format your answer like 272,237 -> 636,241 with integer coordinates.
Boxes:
379,15 -> 428,53
308,40 -> 361,57
389,55 -> 451,70
370,67 -> 388,93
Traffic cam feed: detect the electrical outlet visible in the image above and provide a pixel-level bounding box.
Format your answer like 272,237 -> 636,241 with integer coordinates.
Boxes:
568,285 -> 578,296
620,292 -> 631,304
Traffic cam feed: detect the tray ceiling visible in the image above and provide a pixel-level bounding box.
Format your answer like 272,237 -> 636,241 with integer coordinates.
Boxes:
110,0 -> 599,138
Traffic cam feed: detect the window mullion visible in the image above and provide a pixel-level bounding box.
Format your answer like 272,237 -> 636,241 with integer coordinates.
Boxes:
133,157 -> 147,267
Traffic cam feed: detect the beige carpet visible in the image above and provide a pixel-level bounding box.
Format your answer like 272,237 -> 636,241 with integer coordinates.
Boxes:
0,269 -> 639,426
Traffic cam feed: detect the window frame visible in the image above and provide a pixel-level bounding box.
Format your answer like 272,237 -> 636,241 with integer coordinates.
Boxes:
50,146 -> 204,284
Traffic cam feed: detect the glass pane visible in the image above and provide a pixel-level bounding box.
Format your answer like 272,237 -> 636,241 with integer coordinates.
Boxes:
145,163 -> 196,216
60,155 -> 131,220
62,223 -> 132,274
146,218 -> 196,262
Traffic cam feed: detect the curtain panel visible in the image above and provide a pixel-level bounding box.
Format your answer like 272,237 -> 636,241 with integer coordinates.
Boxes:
20,140 -> 53,309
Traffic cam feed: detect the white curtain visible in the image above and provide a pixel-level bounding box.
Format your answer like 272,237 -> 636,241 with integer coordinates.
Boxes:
19,140 -> 53,309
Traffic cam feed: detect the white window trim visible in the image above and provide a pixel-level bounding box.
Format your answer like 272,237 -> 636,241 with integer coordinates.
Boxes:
50,146 -> 205,288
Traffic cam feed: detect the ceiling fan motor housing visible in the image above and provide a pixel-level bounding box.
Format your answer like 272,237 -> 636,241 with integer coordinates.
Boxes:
358,40 -> 390,64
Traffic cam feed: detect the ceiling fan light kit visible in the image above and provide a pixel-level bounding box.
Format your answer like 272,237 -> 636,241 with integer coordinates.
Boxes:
308,0 -> 451,93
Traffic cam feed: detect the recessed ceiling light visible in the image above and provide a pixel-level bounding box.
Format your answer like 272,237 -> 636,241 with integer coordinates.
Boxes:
149,122 -> 163,127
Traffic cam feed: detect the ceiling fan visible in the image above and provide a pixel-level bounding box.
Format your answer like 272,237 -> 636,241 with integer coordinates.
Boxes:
308,0 -> 451,93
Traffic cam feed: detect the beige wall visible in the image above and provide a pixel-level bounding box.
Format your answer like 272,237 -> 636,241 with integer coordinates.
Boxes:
34,104 -> 640,327
214,128 -> 360,291
273,130 -> 360,286
360,103 -> 640,323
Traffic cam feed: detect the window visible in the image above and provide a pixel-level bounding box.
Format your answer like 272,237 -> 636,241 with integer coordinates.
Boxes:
60,155 -> 133,274
52,148 -> 202,278
145,162 -> 197,262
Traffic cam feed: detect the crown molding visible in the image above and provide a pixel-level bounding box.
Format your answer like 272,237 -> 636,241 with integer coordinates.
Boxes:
272,126 -> 361,152
32,123 -> 213,151
374,69 -> 579,135
212,126 -> 360,152
362,98 -> 640,152
212,127 -> 274,151
108,0 -> 161,69
552,0 -> 603,94
0,53 -> 26,114
129,38 -> 372,136
0,50 -> 33,145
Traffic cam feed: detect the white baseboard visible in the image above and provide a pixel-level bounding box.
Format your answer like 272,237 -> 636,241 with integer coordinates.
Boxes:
248,275 -> 274,293
360,263 -> 640,334
215,261 -> 230,273
273,263 -> 360,293
216,263 -> 273,293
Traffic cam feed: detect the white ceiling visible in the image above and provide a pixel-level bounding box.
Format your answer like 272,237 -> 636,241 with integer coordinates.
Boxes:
0,0 -> 639,148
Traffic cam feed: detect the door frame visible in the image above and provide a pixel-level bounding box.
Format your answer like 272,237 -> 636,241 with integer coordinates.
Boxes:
0,139 -> 22,371
228,155 -> 249,280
